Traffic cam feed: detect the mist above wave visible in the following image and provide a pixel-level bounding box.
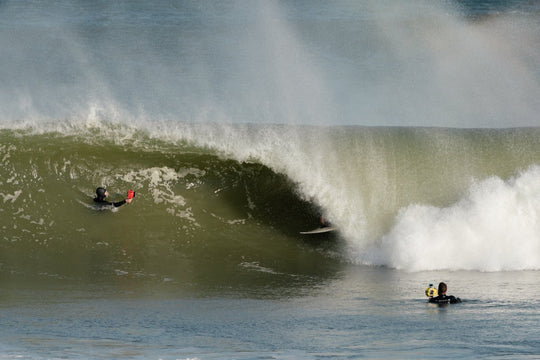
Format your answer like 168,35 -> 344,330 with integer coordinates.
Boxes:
0,0 -> 538,128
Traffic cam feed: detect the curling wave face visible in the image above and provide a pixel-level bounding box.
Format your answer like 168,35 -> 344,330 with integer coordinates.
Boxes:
1,124 -> 540,282
0,128 -> 336,291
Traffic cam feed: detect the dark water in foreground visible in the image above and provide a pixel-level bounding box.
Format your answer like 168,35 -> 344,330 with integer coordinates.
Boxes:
2,268 -> 540,359
1,267 -> 539,359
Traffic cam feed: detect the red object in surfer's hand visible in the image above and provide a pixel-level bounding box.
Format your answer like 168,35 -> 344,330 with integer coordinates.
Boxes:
127,190 -> 135,200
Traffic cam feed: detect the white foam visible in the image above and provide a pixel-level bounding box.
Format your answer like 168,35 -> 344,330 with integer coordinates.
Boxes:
239,261 -> 281,275
121,166 -> 199,204
120,166 -> 201,223
362,166 -> 540,271
0,190 -> 22,204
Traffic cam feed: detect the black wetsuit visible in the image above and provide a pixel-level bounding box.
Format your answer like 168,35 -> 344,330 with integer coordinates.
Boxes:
429,294 -> 462,304
93,197 -> 126,208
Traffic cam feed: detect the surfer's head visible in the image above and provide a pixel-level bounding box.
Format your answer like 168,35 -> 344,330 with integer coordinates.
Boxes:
95,187 -> 107,200
438,282 -> 447,295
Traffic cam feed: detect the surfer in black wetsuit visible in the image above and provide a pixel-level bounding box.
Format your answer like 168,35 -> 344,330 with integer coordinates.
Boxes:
428,282 -> 461,305
93,187 -> 133,208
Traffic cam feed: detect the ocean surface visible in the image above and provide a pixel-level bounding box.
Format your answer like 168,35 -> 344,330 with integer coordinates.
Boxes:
1,1 -> 540,359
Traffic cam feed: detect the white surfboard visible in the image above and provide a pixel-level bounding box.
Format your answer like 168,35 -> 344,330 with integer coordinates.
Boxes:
300,226 -> 336,235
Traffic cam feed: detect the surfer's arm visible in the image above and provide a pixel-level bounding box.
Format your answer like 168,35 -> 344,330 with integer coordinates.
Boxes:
94,199 -> 126,207
113,197 -> 133,207
112,199 -> 128,207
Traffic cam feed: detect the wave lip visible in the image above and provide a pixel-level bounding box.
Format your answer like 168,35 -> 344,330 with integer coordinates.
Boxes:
365,166 -> 540,272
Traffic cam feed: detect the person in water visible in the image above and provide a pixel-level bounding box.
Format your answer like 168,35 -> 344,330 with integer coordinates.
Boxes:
428,282 -> 461,304
320,215 -> 332,228
93,187 -> 133,208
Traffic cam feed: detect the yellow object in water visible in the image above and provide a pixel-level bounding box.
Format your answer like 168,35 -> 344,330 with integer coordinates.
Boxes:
425,284 -> 438,297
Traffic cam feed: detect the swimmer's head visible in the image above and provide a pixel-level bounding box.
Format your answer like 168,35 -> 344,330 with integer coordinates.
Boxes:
438,282 -> 447,295
95,187 -> 107,200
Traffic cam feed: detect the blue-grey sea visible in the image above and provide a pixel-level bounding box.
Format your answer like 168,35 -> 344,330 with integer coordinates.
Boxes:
2,269 -> 540,359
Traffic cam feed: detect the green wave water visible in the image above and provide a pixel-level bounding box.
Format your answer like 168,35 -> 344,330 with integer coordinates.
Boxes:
0,129 -> 338,293
1,125 -> 539,287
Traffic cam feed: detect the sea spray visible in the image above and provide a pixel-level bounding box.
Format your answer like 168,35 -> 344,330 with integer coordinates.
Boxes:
1,1 -> 539,128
